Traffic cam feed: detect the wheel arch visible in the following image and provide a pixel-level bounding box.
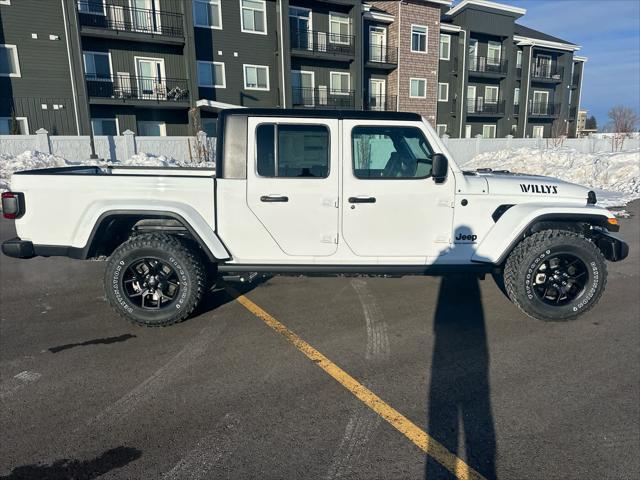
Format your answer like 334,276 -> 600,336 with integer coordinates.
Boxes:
81,210 -> 229,262
473,206 -> 618,265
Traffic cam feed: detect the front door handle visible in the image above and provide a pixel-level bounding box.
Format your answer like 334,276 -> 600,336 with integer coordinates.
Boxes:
348,196 -> 376,204
260,195 -> 289,203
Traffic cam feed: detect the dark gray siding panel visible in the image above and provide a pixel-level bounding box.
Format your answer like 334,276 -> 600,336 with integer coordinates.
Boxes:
193,0 -> 280,107
0,0 -> 78,134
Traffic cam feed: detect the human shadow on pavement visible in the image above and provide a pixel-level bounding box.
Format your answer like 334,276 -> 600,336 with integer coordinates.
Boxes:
425,275 -> 496,480
0,446 -> 142,480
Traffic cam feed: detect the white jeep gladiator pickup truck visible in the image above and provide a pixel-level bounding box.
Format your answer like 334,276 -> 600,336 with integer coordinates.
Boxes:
2,109 -> 629,326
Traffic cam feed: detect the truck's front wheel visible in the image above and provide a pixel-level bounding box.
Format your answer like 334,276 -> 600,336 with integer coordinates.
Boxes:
503,230 -> 607,321
104,233 -> 206,327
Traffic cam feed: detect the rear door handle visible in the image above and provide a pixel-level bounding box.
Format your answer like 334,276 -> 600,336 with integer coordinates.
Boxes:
260,195 -> 289,203
348,196 -> 376,204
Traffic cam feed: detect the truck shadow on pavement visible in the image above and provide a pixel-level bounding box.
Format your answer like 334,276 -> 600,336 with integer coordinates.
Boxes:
426,275 -> 497,480
0,446 -> 141,480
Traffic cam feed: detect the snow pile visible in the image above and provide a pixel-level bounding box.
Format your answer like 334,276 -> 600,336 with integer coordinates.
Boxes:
463,147 -> 640,207
0,151 -> 67,191
0,150 -> 213,192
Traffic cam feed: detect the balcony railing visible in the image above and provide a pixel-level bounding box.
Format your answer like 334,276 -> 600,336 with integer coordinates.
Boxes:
468,56 -> 508,76
77,1 -> 184,37
569,106 -> 578,119
531,61 -> 564,81
466,98 -> 505,115
571,72 -> 581,87
292,87 -> 355,109
290,29 -> 355,57
367,44 -> 398,65
85,74 -> 190,102
529,102 -> 561,117
364,95 -> 397,111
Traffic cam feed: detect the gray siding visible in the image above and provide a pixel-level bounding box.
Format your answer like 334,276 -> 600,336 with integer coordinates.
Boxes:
0,0 -> 78,134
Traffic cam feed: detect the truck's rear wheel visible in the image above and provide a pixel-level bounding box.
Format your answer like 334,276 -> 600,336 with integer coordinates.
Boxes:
503,230 -> 607,321
104,233 -> 206,327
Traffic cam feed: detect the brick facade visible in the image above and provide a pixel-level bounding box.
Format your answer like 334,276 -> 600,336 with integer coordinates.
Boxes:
377,0 -> 441,125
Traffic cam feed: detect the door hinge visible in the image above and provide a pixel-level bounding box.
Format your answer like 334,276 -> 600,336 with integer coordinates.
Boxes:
437,198 -> 455,208
323,198 -> 339,208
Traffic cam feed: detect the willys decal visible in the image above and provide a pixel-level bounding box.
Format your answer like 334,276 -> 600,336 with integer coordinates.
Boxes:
520,184 -> 558,194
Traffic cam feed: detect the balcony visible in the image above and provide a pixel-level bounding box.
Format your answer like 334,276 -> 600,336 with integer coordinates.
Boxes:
85,74 -> 190,107
364,95 -> 397,111
531,62 -> 564,83
290,29 -> 355,59
292,88 -> 355,109
365,45 -> 398,69
466,98 -> 505,116
529,102 -> 561,118
77,1 -> 184,41
468,56 -> 508,77
569,106 -> 578,119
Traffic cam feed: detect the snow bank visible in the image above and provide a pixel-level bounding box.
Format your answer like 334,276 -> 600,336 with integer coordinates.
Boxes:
0,150 -> 213,192
463,147 -> 640,207
0,151 -> 67,192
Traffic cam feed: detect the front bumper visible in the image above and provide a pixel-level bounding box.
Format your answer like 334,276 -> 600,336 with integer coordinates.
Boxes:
2,237 -> 35,259
594,230 -> 629,262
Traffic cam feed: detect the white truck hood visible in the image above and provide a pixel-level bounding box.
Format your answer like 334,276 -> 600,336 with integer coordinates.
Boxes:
466,169 -> 591,201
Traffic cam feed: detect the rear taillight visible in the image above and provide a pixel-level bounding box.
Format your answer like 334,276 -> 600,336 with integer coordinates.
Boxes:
1,191 -> 24,219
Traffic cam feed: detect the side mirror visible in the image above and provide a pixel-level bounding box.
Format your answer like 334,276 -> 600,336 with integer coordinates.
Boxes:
432,154 -> 448,184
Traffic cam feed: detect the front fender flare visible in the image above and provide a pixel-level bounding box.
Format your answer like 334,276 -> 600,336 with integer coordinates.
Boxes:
472,203 -> 616,265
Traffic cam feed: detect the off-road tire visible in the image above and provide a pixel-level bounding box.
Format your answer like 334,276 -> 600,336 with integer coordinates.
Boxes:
104,233 -> 206,327
503,229 -> 607,321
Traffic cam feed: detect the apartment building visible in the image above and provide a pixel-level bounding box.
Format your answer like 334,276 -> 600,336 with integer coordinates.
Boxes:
0,0 -> 585,138
435,0 -> 586,139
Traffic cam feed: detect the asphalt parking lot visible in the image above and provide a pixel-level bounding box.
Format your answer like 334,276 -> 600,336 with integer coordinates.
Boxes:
1,203 -> 639,480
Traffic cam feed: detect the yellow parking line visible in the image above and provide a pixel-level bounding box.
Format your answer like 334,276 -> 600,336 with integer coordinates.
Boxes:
232,291 -> 486,480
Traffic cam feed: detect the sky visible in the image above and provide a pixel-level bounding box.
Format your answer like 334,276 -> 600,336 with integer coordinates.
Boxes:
506,0 -> 640,129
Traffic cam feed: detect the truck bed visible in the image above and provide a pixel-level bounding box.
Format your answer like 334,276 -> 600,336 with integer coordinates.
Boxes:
10,166 -> 216,250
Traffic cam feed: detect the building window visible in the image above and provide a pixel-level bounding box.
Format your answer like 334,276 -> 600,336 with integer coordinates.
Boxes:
330,72 -> 350,95
329,12 -> 350,44
352,126 -> 433,179
411,25 -> 428,53
0,116 -> 28,134
514,87 -> 520,105
83,51 -> 111,80
436,124 -> 447,137
78,0 -> 105,15
91,118 -> 119,136
482,124 -> 496,138
533,125 -> 544,138
438,83 -> 449,102
240,0 -> 267,34
487,41 -> 501,65
516,50 -> 522,69
197,61 -> 226,88
0,44 -> 21,77
0,0 -> 11,5
256,124 -> 329,178
439,34 -> 450,60
201,118 -> 217,136
138,121 -> 166,136
243,64 -> 269,90
484,86 -> 499,104
465,124 -> 472,138
409,78 -> 426,98
193,0 -> 222,29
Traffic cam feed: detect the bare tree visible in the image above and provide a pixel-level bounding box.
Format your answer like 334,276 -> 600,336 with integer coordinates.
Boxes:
608,105 -> 639,151
547,119 -> 566,148
188,107 -> 214,164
